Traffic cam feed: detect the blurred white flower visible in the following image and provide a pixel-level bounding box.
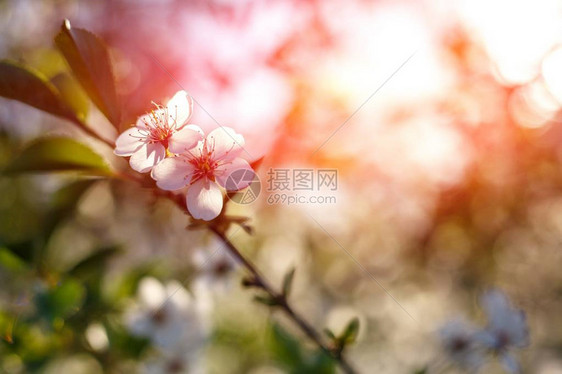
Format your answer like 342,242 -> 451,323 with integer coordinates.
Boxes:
477,289 -> 529,373
438,289 -> 529,374
85,323 -> 109,352
439,319 -> 485,370
193,239 -> 238,292
143,342 -> 206,374
125,277 -> 208,349
191,239 -> 239,316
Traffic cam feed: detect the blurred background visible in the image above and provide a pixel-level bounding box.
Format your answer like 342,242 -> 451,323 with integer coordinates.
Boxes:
2,0 -> 562,373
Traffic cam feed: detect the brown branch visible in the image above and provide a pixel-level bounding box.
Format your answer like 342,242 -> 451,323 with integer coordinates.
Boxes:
210,226 -> 358,374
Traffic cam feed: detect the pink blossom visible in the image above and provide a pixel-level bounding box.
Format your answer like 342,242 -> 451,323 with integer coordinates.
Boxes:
151,126 -> 254,221
114,91 -> 202,173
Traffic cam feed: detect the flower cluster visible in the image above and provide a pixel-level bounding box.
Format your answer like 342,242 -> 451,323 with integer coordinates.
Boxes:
125,277 -> 209,373
438,289 -> 529,373
114,91 -> 253,220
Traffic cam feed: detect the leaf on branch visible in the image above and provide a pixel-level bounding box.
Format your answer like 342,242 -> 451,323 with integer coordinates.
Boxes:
254,294 -> 280,307
238,221 -> 253,235
241,275 -> 260,288
325,317 -> 361,356
226,215 -> 253,235
69,246 -> 121,280
340,317 -> 360,345
271,323 -> 336,373
35,278 -> 86,322
282,267 -> 296,297
270,323 -> 305,368
3,137 -> 111,175
50,72 -> 89,121
44,179 -> 100,240
323,328 -> 337,341
0,247 -> 28,272
55,19 -> 121,129
0,61 -> 78,122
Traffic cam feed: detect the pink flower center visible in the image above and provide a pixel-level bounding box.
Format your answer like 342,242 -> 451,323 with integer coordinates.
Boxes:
136,104 -> 180,147
187,139 -> 221,183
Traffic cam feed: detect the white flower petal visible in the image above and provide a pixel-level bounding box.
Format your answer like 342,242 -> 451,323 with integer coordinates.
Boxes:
165,281 -> 192,309
129,142 -> 166,173
207,126 -> 245,160
512,312 -> 529,347
186,179 -> 223,221
126,311 -> 153,337
151,157 -> 194,190
166,90 -> 192,128
481,289 -> 529,349
184,124 -> 204,136
114,127 -> 146,156
501,352 -> 521,374
153,317 -> 185,348
474,330 -> 496,348
215,157 -> 254,190
138,277 -> 167,308
481,289 -> 510,317
135,113 -> 154,129
168,127 -> 203,154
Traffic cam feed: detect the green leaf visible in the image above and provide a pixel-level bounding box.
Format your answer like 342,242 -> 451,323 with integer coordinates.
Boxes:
0,61 -> 77,122
35,278 -> 86,322
43,179 -> 99,242
254,294 -> 279,307
0,241 -> 35,266
3,137 -> 111,175
51,179 -> 98,210
270,323 -> 335,374
270,323 -> 304,369
49,279 -> 86,318
308,351 -> 336,374
340,317 -> 360,345
0,247 -> 28,272
282,267 -> 296,297
226,215 -> 254,235
55,20 -> 121,128
104,319 -> 150,358
323,328 -> 336,341
68,246 -> 120,280
50,72 -> 89,121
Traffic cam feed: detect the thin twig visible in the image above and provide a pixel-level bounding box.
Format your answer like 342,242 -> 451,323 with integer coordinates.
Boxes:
210,226 -> 358,374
